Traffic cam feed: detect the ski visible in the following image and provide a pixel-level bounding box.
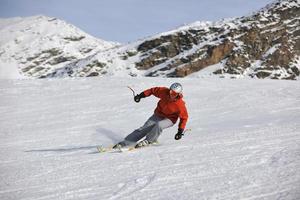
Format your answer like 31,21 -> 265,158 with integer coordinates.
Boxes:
96,145 -> 135,153
96,145 -> 113,153
96,142 -> 160,153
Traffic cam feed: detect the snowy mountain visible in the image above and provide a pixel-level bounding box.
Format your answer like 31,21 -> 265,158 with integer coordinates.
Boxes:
0,15 -> 118,79
0,0 -> 299,80
1,77 -> 299,199
46,0 -> 299,80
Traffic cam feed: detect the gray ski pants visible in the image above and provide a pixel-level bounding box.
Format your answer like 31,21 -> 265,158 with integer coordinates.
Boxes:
124,114 -> 174,145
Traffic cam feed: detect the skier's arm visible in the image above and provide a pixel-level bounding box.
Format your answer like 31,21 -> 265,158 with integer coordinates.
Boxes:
178,102 -> 188,131
134,87 -> 163,102
175,105 -> 188,140
143,87 -> 165,98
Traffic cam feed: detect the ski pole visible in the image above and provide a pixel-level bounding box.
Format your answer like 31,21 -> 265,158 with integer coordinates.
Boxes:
127,86 -> 136,97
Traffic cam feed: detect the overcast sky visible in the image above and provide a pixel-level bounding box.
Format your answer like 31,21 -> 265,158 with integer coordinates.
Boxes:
0,0 -> 274,43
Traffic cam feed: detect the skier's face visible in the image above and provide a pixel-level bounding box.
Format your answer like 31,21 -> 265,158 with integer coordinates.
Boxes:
169,89 -> 179,100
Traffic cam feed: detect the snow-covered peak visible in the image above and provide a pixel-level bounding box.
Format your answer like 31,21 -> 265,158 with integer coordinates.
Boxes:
0,15 -> 116,47
257,0 -> 300,13
0,15 -> 118,79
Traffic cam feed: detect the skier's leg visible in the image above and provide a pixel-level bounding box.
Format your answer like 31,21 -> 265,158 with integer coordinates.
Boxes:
123,114 -> 157,145
145,117 -> 174,143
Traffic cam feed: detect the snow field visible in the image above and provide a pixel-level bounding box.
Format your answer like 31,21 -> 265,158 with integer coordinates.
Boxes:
0,77 -> 299,200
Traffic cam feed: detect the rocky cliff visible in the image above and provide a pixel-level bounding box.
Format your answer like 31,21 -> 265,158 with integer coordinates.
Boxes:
134,0 -> 300,80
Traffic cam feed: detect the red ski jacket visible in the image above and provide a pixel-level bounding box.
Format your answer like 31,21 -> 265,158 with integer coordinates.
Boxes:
143,87 -> 188,130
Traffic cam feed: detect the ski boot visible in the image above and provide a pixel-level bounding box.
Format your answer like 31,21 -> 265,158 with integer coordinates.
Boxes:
112,141 -> 127,149
135,140 -> 150,148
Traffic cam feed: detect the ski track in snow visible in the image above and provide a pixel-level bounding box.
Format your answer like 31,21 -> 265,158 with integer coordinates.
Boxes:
0,77 -> 300,200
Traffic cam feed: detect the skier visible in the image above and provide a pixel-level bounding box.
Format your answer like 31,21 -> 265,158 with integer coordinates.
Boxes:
113,82 -> 188,149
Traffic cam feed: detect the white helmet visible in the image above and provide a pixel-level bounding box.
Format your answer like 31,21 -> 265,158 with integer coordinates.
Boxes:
170,82 -> 183,94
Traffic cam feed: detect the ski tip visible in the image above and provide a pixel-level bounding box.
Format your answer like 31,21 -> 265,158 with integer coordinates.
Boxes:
97,146 -> 105,153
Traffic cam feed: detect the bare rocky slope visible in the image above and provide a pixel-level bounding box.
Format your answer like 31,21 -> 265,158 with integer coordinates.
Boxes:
135,0 -> 300,80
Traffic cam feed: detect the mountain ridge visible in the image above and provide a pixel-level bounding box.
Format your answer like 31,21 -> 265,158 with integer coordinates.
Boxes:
0,0 -> 299,80
47,0 -> 299,80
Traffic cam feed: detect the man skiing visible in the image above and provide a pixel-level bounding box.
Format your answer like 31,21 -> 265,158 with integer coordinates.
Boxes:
113,82 -> 188,149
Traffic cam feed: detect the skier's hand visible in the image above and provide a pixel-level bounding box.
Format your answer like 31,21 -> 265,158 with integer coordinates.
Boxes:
134,95 -> 141,102
134,92 -> 145,103
175,128 -> 184,140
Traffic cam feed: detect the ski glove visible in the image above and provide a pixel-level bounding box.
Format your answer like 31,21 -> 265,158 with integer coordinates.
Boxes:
175,128 -> 184,140
134,92 -> 146,103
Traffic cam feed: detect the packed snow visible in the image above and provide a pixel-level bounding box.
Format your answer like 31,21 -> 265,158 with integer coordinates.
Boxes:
0,77 -> 299,200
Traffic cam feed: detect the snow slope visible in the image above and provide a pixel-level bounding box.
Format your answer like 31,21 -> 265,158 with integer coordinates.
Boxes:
0,77 -> 300,199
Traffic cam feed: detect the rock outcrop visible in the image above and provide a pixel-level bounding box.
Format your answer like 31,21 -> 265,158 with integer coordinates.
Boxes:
131,0 -> 300,79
